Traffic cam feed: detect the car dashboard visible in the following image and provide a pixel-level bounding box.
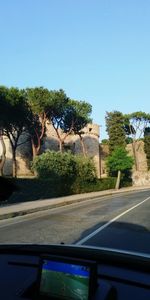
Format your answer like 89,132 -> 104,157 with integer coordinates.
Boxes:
0,244 -> 149,300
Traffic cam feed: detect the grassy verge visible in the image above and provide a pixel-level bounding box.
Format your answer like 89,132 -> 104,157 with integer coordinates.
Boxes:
0,176 -> 132,204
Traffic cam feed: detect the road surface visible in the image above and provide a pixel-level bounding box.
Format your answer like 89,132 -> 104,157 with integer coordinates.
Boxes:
0,190 -> 150,253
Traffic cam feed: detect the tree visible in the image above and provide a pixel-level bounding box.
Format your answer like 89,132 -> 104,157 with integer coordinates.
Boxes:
27,113 -> 43,158
124,112 -> 150,171
105,111 -> 126,153
0,86 -> 8,175
101,139 -> 109,145
1,87 -> 30,177
49,89 -> 70,152
63,100 -> 92,156
144,127 -> 150,170
0,132 -> 6,176
26,87 -> 52,157
106,147 -> 134,189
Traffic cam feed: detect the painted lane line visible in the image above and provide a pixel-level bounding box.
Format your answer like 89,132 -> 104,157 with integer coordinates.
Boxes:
0,190 -> 149,229
76,195 -> 150,245
0,193 -> 134,229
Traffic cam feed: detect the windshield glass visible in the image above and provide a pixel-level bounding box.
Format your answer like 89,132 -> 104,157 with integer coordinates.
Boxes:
0,0 -> 150,256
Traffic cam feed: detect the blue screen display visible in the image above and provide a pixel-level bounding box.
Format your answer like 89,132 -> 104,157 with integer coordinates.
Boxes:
40,259 -> 90,300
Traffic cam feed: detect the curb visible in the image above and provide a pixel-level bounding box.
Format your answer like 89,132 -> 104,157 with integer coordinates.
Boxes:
0,186 -> 150,221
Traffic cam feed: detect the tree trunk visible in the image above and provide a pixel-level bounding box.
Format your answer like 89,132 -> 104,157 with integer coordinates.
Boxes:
31,140 -> 39,158
12,148 -> 17,178
59,140 -> 64,152
132,141 -> 139,171
79,134 -> 87,157
0,135 -> 6,176
115,170 -> 121,190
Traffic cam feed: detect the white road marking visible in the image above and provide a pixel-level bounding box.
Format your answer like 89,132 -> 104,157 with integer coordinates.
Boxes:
0,192 -> 131,229
76,195 -> 150,245
0,190 -> 149,229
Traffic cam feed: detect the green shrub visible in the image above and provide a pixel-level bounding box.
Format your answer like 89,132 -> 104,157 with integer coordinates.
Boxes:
32,151 -> 96,183
32,151 -> 76,182
8,177 -> 117,204
120,177 -> 132,187
75,156 -> 96,182
71,177 -> 116,194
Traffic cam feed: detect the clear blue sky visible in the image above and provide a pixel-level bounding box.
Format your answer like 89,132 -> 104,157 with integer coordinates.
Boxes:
0,0 -> 150,139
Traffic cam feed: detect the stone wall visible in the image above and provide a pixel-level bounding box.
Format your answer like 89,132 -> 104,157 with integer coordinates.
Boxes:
3,134 -> 33,176
2,123 -> 101,177
126,142 -> 147,172
132,171 -> 150,186
99,141 -> 150,186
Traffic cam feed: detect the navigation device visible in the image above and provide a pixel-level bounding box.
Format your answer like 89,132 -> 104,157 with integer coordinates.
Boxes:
38,255 -> 96,300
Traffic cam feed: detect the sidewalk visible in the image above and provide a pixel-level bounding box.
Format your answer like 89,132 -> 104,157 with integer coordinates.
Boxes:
0,186 -> 150,221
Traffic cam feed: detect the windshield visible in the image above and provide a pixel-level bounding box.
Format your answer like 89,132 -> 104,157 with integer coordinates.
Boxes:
0,0 -> 150,256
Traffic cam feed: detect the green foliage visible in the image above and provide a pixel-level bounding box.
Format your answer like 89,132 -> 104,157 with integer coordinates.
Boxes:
49,89 -> 69,126
125,137 -> 133,144
144,127 -> 150,170
0,87 -> 30,135
71,177 -> 116,194
105,111 -> 126,153
101,139 -> 109,145
63,99 -> 92,134
120,176 -> 132,188
26,87 -> 52,116
124,111 -> 150,139
32,151 -> 76,182
7,177 -> 117,203
106,147 -> 134,176
26,87 -> 54,156
0,86 -> 31,176
5,175 -> 132,203
74,155 -> 96,182
124,112 -> 150,171
32,151 -> 96,184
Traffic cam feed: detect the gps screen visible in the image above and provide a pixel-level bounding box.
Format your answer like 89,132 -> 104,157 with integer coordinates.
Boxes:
39,259 -> 90,300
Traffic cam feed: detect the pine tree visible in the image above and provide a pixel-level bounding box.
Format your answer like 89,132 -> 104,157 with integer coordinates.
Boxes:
105,111 -> 126,153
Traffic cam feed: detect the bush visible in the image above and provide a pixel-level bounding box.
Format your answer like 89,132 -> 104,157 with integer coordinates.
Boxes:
32,151 -> 96,184
7,177 -> 117,204
71,177 -> 116,194
32,151 -> 76,182
75,156 -> 96,182
120,177 -> 132,188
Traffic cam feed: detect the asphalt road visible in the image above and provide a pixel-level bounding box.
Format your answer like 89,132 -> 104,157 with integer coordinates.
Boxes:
0,190 -> 150,254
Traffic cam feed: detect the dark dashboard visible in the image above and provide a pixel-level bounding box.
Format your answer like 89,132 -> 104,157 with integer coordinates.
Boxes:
0,244 -> 150,300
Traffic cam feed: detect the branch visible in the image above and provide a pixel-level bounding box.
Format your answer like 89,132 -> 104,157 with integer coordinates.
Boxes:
39,112 -> 46,140
62,120 -> 74,142
17,137 -> 31,147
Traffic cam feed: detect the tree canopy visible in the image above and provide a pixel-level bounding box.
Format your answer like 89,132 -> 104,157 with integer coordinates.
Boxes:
26,87 -> 53,157
124,112 -> 150,140
106,147 -> 134,189
0,86 -> 31,176
105,111 -> 126,153
0,85 -> 93,176
124,111 -> 150,170
106,147 -> 134,173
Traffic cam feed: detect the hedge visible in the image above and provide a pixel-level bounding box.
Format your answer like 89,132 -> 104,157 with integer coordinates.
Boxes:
32,151 -> 96,183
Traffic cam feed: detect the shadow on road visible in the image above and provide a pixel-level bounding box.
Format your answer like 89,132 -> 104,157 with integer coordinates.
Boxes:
74,221 -> 150,254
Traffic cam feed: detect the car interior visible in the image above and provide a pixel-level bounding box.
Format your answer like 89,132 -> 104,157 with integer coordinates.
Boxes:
0,244 -> 149,300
